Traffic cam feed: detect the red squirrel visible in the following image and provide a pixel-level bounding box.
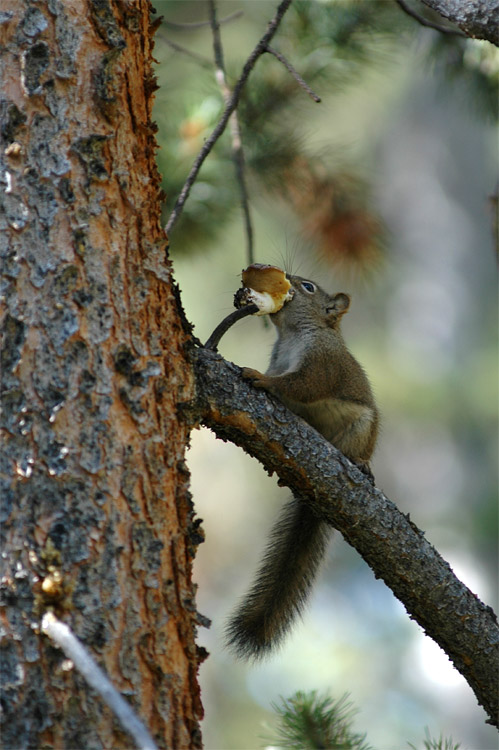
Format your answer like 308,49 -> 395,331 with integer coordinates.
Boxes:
226,274 -> 379,659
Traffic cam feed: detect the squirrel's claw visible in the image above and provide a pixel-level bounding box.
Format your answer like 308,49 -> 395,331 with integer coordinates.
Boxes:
241,367 -> 267,387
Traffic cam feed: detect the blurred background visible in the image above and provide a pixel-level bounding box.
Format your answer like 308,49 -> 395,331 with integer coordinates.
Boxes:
153,1 -> 498,748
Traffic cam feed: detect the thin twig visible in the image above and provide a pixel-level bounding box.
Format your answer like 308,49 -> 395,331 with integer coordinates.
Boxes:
208,0 -> 254,264
204,304 -> 259,350
159,35 -> 212,67
164,0 -> 294,237
41,612 -> 158,750
265,45 -> 321,103
395,0 -> 466,36
163,10 -> 244,32
232,141 -> 255,265
208,0 -> 226,73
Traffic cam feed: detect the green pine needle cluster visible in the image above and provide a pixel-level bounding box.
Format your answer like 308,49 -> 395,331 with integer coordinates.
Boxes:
266,691 -> 372,750
266,691 -> 462,750
408,728 -> 461,750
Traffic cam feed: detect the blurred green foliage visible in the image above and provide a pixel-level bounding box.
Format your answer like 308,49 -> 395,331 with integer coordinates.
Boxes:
154,0 -> 497,261
152,3 -> 498,748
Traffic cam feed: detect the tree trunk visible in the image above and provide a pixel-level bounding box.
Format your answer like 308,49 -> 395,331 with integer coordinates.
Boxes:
0,2 -> 202,748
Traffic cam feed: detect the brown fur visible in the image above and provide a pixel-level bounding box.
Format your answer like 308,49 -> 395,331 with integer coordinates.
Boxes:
226,275 -> 379,658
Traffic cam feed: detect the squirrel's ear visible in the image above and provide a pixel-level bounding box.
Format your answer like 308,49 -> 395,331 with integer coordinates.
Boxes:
326,292 -> 350,320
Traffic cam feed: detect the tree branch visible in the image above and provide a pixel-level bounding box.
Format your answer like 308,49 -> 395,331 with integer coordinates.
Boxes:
164,0 -> 294,237
265,45 -> 322,102
204,305 -> 259,350
189,346 -> 499,728
208,0 -> 254,264
395,0 -> 466,36
418,0 -> 498,44
41,613 -> 158,750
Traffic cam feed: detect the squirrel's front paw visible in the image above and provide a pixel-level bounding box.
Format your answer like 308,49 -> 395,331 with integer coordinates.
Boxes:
354,460 -> 375,484
241,367 -> 267,388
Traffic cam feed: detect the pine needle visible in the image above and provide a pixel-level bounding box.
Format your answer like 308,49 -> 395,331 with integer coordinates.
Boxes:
266,691 -> 373,750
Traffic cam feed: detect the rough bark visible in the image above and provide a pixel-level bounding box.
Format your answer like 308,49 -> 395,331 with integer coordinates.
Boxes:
0,2 -> 202,749
420,0 -> 499,44
190,347 -> 499,729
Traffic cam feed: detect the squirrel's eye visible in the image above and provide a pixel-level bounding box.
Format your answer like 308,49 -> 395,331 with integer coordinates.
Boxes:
301,281 -> 316,294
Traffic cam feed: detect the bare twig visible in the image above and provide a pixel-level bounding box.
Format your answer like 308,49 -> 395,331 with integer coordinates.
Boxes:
204,304 -> 259,350
159,35 -> 212,67
395,0 -> 466,36
266,45 -> 321,102
208,0 -> 254,264
163,10 -> 244,32
164,0 -> 294,237
41,613 -> 158,750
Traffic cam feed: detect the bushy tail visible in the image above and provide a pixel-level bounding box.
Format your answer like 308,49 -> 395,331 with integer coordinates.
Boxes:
225,495 -> 332,659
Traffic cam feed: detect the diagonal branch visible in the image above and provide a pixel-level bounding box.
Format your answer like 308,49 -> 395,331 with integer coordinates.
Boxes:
188,346 -> 499,728
418,0 -> 498,44
265,45 -> 322,102
164,0 -> 294,237
42,613 -> 158,750
395,0 -> 466,36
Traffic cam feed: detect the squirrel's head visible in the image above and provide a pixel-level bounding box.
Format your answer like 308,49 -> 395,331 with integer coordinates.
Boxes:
271,274 -> 351,331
